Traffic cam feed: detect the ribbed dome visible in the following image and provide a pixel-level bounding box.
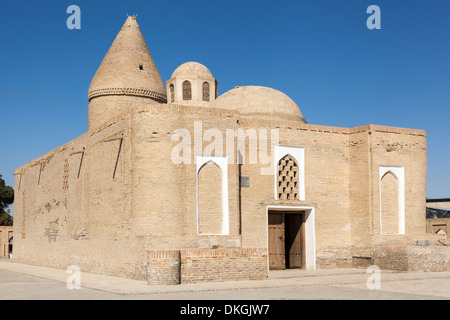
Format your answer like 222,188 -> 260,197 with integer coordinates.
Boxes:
171,62 -> 214,80
88,16 -> 166,102
212,86 -> 306,123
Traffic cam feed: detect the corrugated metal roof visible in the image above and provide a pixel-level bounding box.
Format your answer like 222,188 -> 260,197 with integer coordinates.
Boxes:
426,207 -> 450,219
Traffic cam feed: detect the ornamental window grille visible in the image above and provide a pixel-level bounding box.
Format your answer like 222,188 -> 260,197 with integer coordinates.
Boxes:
277,155 -> 299,200
183,80 -> 192,100
202,82 -> 210,101
169,83 -> 175,103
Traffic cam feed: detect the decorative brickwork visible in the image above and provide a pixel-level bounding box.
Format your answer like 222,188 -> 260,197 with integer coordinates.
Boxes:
277,155 -> 299,200
180,248 -> 268,283
88,87 -> 167,102
426,218 -> 449,237
147,250 -> 181,285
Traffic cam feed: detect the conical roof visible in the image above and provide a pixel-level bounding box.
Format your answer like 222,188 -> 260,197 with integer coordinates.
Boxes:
88,16 -> 167,103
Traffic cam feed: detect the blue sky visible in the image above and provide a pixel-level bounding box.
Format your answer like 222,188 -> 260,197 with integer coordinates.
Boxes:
0,0 -> 449,206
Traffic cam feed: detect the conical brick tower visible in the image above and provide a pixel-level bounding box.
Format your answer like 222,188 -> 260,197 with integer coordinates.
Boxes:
87,16 -> 167,130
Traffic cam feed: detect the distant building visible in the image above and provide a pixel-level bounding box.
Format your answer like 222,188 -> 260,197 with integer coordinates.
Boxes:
427,198 -> 450,211
426,198 -> 450,239
0,226 -> 13,259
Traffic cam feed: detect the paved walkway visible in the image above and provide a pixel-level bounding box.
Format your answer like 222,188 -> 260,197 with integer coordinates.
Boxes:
1,260 -> 450,299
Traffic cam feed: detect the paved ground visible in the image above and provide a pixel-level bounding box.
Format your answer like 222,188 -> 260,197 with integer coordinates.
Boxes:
1,260 -> 450,300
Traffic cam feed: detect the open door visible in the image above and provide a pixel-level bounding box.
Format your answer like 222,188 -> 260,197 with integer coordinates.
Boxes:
268,213 -> 285,269
286,214 -> 303,268
268,211 -> 304,270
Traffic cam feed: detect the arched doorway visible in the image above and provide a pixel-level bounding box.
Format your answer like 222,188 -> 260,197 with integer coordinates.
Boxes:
267,206 -> 316,271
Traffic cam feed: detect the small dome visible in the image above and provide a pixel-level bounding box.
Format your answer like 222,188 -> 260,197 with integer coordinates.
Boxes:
212,86 -> 306,123
171,62 -> 214,80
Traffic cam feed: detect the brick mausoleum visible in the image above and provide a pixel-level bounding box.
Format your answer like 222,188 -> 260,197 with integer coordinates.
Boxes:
11,16 -> 448,285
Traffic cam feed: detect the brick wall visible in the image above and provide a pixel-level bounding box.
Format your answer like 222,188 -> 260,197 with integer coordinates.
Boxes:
12,101 -> 429,281
12,117 -> 149,280
426,218 -> 449,236
180,248 -> 268,284
374,245 -> 450,272
147,250 -> 180,285
370,127 -> 427,237
316,247 -> 353,269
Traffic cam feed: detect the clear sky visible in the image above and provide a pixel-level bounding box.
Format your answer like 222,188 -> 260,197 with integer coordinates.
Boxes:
0,0 -> 449,209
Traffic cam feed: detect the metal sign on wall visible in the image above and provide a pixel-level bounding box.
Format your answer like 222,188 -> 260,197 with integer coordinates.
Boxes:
240,177 -> 250,188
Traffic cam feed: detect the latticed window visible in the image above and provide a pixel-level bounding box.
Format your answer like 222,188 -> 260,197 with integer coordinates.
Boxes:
169,84 -> 175,103
202,82 -> 210,101
183,80 -> 191,100
277,155 -> 299,200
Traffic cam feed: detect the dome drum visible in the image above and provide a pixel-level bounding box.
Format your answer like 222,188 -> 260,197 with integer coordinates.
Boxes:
167,62 -> 217,107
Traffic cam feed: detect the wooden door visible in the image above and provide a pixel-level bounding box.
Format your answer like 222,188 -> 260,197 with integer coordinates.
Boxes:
268,213 -> 285,270
286,214 -> 303,268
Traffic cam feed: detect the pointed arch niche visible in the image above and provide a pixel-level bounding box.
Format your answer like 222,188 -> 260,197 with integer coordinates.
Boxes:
196,156 -> 229,235
274,146 -> 305,201
379,166 -> 405,235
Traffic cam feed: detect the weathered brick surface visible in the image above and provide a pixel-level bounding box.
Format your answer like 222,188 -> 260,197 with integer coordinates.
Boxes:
12,104 -> 430,281
426,218 -> 450,236
316,247 -> 353,269
147,250 -> 180,285
180,248 -> 268,284
374,245 -> 450,272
